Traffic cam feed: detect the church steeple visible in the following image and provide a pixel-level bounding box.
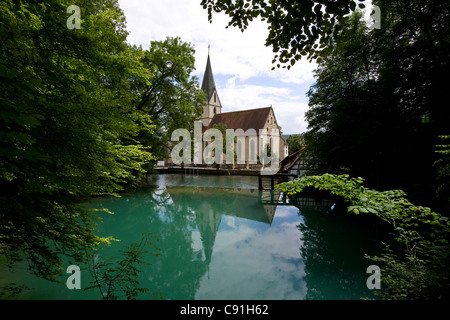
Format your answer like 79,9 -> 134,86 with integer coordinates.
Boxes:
201,53 -> 216,103
200,49 -> 221,127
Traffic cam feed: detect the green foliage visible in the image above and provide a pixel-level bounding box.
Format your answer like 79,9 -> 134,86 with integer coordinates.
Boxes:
85,234 -> 162,300
201,0 -> 368,67
205,0 -> 450,193
276,174 -> 450,299
0,0 -> 156,282
0,282 -> 30,299
135,37 -> 206,162
304,1 -> 450,190
434,135 -> 450,201
0,0 -> 212,296
286,134 -> 305,154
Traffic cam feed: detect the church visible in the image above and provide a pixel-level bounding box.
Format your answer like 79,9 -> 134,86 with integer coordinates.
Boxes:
198,52 -> 289,169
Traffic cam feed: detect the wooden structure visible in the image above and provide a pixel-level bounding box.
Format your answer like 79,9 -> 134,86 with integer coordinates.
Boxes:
185,167 -> 199,176
257,173 -> 296,190
279,148 -> 315,178
258,190 -> 335,212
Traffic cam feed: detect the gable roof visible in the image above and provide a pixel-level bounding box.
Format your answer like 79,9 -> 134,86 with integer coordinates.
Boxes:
201,54 -> 216,102
207,107 -> 272,131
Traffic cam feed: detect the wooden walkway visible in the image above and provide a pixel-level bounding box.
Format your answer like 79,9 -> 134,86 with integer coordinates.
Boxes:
257,173 -> 297,190
155,166 -> 263,176
155,165 -> 298,190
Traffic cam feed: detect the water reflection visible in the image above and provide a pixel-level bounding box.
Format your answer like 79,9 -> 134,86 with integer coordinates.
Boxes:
93,186 -> 286,300
4,174 -> 383,300
294,199 -> 383,300
90,182 -> 380,300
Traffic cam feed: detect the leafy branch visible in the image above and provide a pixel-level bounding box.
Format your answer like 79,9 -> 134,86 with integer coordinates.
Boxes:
276,174 -> 450,299
85,233 -> 162,300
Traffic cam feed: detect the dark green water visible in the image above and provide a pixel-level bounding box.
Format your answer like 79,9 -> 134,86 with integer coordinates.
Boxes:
1,174 -> 384,300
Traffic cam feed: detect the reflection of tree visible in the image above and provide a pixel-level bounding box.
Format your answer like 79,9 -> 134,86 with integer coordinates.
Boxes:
291,195 -> 388,300
93,186 -> 390,300
145,188 -> 206,299
95,186 -> 206,300
95,185 -> 272,300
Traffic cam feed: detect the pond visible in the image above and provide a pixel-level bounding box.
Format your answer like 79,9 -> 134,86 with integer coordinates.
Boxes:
2,174 -> 386,300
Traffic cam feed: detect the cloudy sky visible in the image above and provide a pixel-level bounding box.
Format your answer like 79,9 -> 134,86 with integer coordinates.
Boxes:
117,0 -> 317,135
117,1 -> 375,134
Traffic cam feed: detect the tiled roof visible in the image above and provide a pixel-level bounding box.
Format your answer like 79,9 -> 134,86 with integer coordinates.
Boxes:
207,107 -> 272,131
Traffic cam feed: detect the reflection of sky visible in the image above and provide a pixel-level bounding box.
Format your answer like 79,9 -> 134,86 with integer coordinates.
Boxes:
194,205 -> 307,300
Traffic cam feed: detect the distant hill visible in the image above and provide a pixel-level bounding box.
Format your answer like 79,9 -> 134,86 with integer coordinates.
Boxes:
282,133 -> 304,140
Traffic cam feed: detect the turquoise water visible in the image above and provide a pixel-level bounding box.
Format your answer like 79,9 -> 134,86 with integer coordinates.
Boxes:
2,174 -> 383,300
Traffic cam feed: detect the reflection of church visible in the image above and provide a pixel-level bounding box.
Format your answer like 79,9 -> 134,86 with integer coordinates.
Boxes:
162,184 -> 339,298
199,53 -> 289,168
168,187 -> 277,273
195,200 -> 221,269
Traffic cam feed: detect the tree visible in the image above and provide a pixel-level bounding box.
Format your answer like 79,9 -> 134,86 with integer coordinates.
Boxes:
0,0 -> 154,284
201,0 -> 368,67
85,233 -> 161,300
134,37 -> 206,163
304,12 -> 384,180
286,134 -> 305,154
276,174 -> 450,300
304,1 -> 450,197
201,0 -> 449,198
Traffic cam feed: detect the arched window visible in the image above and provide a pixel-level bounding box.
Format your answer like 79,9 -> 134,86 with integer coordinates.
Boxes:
214,107 -> 216,114
237,141 -> 242,162
250,140 -> 256,162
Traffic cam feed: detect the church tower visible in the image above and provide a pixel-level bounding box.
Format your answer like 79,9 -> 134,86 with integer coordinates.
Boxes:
200,50 -> 221,126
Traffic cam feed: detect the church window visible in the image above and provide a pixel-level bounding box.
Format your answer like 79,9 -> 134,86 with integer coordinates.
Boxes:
237,141 -> 242,162
250,140 -> 256,162
214,92 -> 217,103
214,107 -> 216,114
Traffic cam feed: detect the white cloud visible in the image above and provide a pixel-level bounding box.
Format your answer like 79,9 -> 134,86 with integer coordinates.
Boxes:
118,0 -> 315,135
219,81 -> 309,133
194,211 -> 306,300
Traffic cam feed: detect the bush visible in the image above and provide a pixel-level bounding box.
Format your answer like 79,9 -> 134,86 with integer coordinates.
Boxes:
277,174 -> 450,300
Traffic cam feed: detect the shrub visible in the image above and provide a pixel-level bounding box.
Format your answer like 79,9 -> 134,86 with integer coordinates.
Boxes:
277,174 -> 450,299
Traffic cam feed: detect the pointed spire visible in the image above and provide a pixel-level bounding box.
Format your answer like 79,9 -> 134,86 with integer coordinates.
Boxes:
201,49 -> 216,102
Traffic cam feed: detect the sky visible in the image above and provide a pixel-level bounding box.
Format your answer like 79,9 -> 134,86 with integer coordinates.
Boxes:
117,0 -> 375,135
116,0 -> 316,135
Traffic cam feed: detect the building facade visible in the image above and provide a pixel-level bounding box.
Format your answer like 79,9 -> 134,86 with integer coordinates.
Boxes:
199,53 -> 289,169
